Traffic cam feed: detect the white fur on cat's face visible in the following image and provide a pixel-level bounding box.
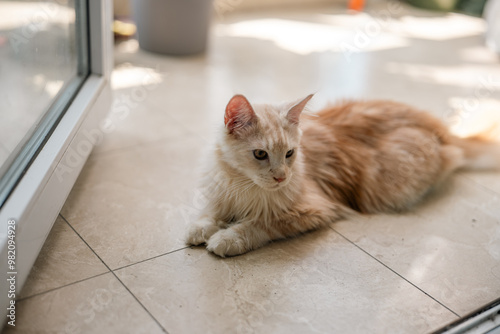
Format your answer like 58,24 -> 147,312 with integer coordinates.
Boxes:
221,103 -> 303,191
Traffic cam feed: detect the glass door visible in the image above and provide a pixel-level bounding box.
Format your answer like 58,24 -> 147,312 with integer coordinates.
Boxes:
0,0 -> 89,207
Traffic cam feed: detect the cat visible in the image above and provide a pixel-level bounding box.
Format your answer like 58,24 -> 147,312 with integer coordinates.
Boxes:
186,94 -> 500,257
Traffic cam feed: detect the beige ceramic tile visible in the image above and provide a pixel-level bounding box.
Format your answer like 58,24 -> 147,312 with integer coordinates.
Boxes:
19,216 -> 108,299
333,175 -> 500,316
116,228 -> 457,334
92,69 -> 195,155
94,55 -> 241,155
61,135 -> 208,269
113,47 -> 234,143
3,273 -> 165,334
462,171 -> 500,196
416,174 -> 500,219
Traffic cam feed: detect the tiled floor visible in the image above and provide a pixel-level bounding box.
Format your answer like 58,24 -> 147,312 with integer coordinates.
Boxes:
5,3 -> 500,333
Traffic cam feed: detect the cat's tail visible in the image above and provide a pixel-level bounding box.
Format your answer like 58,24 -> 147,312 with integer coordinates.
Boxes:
451,133 -> 500,170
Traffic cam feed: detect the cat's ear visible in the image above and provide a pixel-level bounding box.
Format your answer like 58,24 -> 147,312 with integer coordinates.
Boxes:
287,94 -> 314,125
224,94 -> 257,135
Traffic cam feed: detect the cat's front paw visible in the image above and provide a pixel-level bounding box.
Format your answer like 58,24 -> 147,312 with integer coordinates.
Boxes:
206,228 -> 248,257
185,219 -> 220,246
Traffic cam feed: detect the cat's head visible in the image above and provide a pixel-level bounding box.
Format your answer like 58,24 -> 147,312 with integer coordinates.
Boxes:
219,94 -> 313,191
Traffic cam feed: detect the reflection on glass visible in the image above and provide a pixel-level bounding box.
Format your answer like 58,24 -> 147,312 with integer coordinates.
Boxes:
0,0 -> 88,206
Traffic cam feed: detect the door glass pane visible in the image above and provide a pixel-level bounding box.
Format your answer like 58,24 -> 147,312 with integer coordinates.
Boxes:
0,0 -> 88,207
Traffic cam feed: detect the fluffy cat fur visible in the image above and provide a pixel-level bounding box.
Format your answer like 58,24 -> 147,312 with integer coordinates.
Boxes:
186,94 -> 500,257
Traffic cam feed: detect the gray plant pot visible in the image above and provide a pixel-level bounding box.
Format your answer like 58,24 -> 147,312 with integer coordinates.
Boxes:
131,0 -> 213,55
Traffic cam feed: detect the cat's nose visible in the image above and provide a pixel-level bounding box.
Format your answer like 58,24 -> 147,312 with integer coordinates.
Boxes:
273,177 -> 285,183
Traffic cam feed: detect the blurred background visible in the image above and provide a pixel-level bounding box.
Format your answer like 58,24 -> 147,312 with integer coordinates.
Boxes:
108,0 -> 500,143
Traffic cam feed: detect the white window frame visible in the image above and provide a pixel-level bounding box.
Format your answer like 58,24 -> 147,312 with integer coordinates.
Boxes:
0,0 -> 113,320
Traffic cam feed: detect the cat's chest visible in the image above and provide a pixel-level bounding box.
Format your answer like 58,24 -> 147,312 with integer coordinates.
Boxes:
216,185 -> 291,223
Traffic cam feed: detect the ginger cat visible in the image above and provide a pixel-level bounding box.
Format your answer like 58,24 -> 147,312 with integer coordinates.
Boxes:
186,94 -> 499,257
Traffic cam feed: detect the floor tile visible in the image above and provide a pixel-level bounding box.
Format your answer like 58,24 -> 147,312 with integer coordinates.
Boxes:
113,45 -> 239,143
116,228 -> 457,334
416,174 -> 500,221
333,175 -> 500,316
61,136 -> 208,269
92,64 -> 193,155
4,273 -> 164,334
19,216 -> 108,300
462,171 -> 500,196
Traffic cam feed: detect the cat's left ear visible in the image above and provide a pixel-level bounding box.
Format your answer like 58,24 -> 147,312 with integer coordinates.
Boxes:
287,94 -> 314,125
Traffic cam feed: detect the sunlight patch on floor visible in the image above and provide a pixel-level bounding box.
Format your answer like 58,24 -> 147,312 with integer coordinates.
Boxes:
115,39 -> 140,54
385,62 -> 500,88
388,13 -> 485,41
447,98 -> 500,140
318,11 -> 484,41
216,18 -> 408,55
111,64 -> 163,90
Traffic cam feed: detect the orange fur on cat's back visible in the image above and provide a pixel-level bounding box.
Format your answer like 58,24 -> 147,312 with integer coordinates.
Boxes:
301,100 -> 466,213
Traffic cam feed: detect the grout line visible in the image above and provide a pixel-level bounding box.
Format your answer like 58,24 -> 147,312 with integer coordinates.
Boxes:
17,272 -> 109,302
109,272 -> 169,334
329,226 -> 461,318
59,214 -> 169,334
113,246 -> 190,272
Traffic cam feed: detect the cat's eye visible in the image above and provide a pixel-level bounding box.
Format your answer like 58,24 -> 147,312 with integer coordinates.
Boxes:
286,149 -> 294,158
253,149 -> 268,160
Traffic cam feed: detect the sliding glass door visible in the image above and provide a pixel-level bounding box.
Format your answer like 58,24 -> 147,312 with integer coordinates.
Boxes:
0,0 -> 89,207
0,0 -> 112,322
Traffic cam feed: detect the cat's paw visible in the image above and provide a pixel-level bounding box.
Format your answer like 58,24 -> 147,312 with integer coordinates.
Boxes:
185,219 -> 220,246
206,228 -> 248,257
